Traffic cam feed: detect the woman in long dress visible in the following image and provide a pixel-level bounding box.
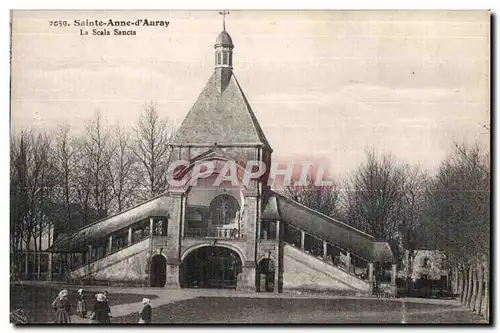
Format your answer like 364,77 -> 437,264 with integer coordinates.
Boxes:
138,298 -> 152,324
76,289 -> 87,318
91,293 -> 110,324
52,290 -> 71,324
103,291 -> 111,323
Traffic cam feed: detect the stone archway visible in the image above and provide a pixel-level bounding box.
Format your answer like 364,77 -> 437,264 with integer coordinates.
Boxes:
180,246 -> 242,289
150,255 -> 167,287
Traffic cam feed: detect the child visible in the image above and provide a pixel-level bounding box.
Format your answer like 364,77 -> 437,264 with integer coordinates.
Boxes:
76,289 -> 87,318
138,298 -> 152,324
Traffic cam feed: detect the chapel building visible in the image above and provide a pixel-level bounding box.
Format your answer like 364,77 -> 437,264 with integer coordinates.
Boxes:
48,26 -> 395,295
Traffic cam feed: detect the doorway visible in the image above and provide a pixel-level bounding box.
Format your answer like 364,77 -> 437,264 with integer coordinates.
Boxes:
150,255 -> 167,287
181,246 -> 242,289
257,258 -> 275,292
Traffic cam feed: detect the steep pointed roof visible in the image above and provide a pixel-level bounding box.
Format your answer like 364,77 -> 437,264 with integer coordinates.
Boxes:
172,72 -> 271,148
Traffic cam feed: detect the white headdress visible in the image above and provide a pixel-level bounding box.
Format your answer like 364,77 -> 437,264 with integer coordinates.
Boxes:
58,290 -> 68,299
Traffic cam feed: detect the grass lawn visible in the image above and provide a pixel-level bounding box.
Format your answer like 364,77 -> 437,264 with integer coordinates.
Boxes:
113,297 -> 486,324
10,284 -> 157,324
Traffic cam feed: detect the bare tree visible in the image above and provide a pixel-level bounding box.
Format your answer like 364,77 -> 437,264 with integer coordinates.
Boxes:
398,164 -> 428,293
134,102 -> 174,199
109,124 -> 140,212
54,123 -> 76,232
281,181 -> 342,218
424,143 -> 489,263
10,131 -> 30,277
423,142 -> 489,311
80,111 -> 115,219
72,138 -> 94,227
343,150 -> 405,242
10,130 -> 57,278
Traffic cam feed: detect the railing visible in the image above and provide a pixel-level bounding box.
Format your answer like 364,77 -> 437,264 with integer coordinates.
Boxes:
71,236 -> 151,271
283,223 -> 370,282
286,240 -> 370,281
185,227 -> 243,239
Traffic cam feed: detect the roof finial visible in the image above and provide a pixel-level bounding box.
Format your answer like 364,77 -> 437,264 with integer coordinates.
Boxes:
219,10 -> 229,31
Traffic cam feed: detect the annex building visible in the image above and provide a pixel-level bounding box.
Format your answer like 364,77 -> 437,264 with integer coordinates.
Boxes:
48,26 -> 395,295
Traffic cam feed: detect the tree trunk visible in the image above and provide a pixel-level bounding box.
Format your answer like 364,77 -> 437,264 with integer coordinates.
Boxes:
461,266 -> 468,304
37,251 -> 41,280
450,267 -> 455,296
48,253 -> 53,281
457,267 -> 463,299
33,237 -> 39,280
471,265 -> 477,311
475,265 -> 484,315
24,248 -> 28,280
466,265 -> 474,308
453,267 -> 462,297
406,251 -> 412,296
483,266 -> 489,321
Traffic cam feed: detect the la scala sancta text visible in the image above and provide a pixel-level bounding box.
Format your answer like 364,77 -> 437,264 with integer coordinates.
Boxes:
80,28 -> 137,36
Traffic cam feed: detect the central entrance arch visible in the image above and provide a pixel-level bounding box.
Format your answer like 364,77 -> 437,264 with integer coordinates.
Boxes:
150,255 -> 167,287
180,246 -> 242,289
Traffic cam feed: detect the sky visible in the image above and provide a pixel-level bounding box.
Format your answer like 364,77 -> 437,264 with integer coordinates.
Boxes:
11,10 -> 490,179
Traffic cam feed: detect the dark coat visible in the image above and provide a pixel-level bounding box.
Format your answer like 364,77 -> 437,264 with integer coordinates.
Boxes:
140,304 -> 152,323
92,301 -> 110,324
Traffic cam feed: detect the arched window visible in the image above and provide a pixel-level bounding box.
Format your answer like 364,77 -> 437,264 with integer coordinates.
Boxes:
228,52 -> 232,66
217,52 -> 222,65
209,194 -> 240,225
223,51 -> 228,65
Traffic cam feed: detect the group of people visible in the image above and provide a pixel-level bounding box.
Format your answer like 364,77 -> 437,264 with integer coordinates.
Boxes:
52,289 -> 111,324
52,289 -> 152,324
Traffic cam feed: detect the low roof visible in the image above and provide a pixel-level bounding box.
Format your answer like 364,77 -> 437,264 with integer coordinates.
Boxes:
373,242 -> 394,263
265,191 -> 394,263
261,195 -> 281,220
47,195 -> 174,252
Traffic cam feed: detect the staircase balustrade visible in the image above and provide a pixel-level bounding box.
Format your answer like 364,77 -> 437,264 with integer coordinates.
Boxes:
283,224 -> 370,282
185,227 -> 242,239
71,235 -> 151,271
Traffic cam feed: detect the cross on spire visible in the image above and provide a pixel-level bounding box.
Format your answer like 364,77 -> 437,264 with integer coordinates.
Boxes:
219,10 -> 229,31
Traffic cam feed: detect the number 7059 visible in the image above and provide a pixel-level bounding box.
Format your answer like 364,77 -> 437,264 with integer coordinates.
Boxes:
49,20 -> 70,27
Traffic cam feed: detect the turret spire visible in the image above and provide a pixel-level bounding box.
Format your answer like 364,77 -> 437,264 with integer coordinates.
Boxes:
214,14 -> 234,93
219,10 -> 229,31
